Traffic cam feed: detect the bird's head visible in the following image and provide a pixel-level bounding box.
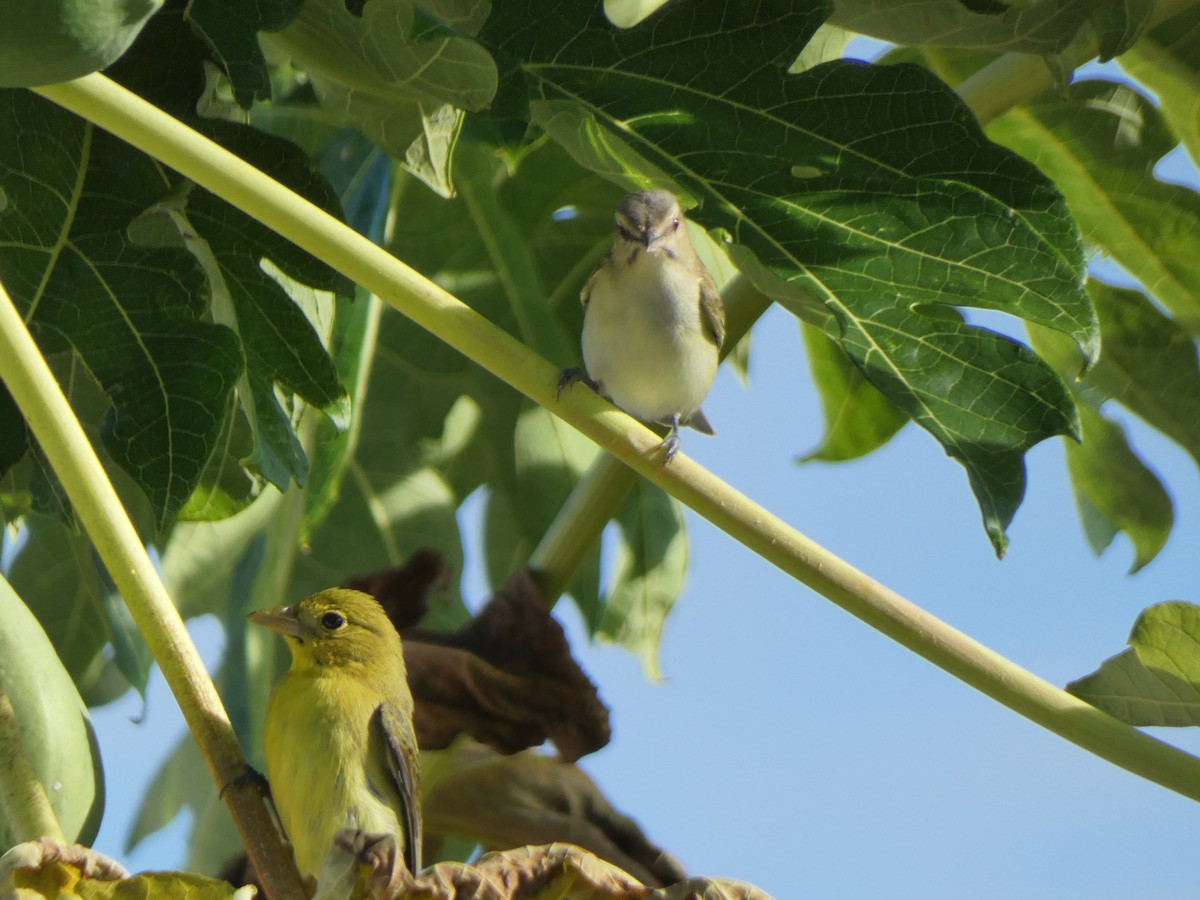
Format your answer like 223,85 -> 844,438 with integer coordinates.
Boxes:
613,189 -> 685,261
249,588 -> 404,673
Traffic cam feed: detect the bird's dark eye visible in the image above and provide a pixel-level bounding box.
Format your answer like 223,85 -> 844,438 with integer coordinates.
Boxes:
320,611 -> 346,631
672,218 -> 680,231
616,225 -> 636,242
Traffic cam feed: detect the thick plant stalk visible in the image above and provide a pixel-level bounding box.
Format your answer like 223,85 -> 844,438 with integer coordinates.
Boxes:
957,0 -> 1199,125
30,73 -> 1200,805
0,281 -> 306,898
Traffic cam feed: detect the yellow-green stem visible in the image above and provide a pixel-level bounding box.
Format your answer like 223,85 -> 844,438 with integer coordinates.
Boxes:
0,279 -> 305,898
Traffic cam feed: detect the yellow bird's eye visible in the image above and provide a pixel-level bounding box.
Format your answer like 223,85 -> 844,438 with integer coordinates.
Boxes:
320,611 -> 346,631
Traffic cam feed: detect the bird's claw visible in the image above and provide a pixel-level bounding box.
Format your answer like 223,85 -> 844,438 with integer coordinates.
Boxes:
658,432 -> 681,468
657,414 -> 684,468
220,763 -> 270,801
557,367 -> 598,399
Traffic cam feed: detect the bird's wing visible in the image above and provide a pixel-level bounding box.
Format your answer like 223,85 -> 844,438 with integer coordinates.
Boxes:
374,703 -> 423,874
698,274 -> 725,350
580,262 -> 606,311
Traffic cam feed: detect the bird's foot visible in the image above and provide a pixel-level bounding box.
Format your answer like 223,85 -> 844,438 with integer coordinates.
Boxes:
658,420 -> 682,469
219,763 -> 270,801
557,367 -> 598,399
320,830 -> 415,898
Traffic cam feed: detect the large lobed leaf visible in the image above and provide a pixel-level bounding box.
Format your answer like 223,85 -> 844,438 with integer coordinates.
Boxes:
185,0 -> 306,109
479,0 -> 1093,555
267,0 -> 497,195
0,14 -> 353,529
0,90 -> 241,529
905,42 -> 1200,568
1120,5 -> 1200,171
985,78 -> 1200,336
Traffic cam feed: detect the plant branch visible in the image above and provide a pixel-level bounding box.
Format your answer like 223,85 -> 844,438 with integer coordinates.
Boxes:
32,74 -> 1200,805
0,686 -> 64,844
955,0 -> 1199,125
0,278 -> 306,898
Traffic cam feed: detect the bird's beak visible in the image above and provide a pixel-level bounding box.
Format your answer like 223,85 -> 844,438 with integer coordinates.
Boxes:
247,605 -> 306,638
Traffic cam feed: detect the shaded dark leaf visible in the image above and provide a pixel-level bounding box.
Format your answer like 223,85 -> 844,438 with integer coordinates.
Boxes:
185,0 -> 306,108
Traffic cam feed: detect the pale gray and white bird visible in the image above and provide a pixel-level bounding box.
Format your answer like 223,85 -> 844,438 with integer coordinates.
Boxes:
559,189 -> 725,466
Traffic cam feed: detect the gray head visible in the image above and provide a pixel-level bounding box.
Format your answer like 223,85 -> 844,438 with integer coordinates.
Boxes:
614,190 -> 685,251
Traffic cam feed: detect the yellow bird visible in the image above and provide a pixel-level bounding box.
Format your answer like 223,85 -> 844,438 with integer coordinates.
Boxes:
249,588 -> 422,882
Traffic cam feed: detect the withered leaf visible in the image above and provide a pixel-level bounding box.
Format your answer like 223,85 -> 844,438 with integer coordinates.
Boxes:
0,839 -> 249,899
342,550 -> 451,630
346,558 -> 610,761
317,833 -> 773,900
423,743 -> 686,889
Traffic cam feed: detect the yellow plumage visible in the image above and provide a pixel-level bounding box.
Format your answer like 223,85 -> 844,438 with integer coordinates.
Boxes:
249,588 -> 422,882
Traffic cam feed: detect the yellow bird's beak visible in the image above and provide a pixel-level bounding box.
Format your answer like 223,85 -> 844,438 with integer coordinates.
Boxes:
247,605 -> 306,638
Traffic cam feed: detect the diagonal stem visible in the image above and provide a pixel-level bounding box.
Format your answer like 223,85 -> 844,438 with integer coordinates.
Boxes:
29,72 -> 1200,806
0,278 -> 306,898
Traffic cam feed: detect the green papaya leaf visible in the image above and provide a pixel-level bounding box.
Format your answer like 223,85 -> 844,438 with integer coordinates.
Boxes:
0,575 -> 104,847
268,0 -> 496,193
800,322 -> 908,462
0,90 -> 242,529
486,404 -> 601,615
481,0 -> 1093,556
1064,404 -> 1172,573
985,79 -> 1200,334
828,0 -> 1086,53
5,516 -> 118,695
1068,602 -> 1200,726
599,481 -> 687,681
185,0 -> 306,108
1031,281 -> 1200,469
0,0 -> 162,88
1120,6 -> 1200,169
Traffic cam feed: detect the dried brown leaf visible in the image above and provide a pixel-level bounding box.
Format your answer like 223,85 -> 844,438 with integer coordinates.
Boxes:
0,839 -> 249,899
317,836 -> 772,900
404,570 -> 610,761
424,744 -> 685,888
342,550 -> 451,630
347,558 -> 610,762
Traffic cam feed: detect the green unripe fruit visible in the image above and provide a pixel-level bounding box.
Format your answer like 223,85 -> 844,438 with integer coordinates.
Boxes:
0,0 -> 162,87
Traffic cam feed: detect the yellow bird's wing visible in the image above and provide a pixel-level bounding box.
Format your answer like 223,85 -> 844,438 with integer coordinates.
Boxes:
580,260 -> 608,312
373,703 -> 423,874
698,273 -> 725,350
